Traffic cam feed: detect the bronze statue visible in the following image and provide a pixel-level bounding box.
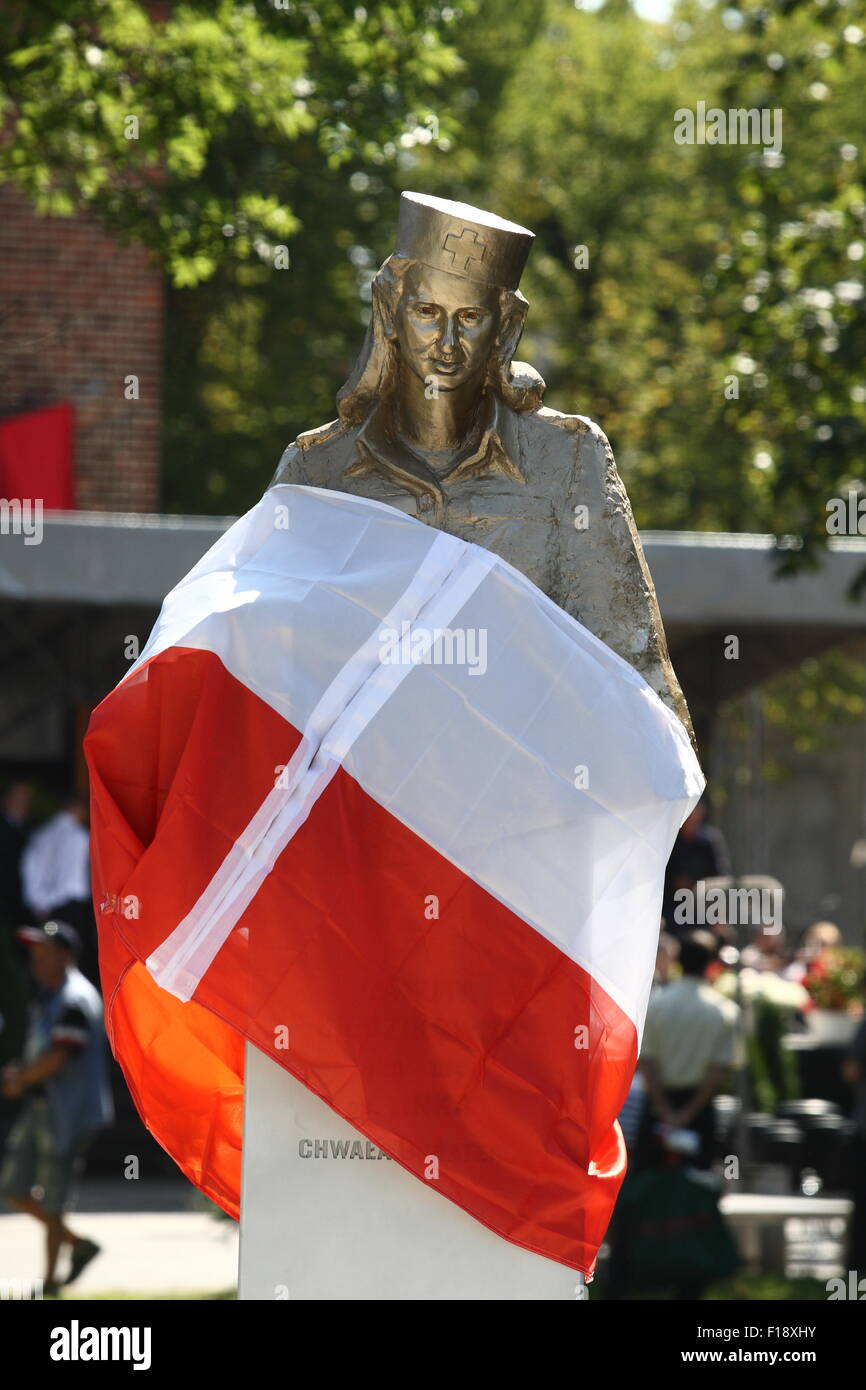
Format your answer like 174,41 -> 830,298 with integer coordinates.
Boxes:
271,191 -> 692,740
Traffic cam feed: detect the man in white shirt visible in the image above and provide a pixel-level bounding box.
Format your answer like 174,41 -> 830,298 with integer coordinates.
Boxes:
21,795 -> 95,980
639,930 -> 741,1168
21,796 -> 90,921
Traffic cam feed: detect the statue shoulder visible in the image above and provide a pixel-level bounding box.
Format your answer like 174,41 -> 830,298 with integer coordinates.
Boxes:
529,406 -> 611,452
269,417 -> 354,488
521,406 -> 616,485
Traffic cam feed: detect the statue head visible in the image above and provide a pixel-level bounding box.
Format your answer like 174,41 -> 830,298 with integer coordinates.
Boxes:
337,192 -> 544,426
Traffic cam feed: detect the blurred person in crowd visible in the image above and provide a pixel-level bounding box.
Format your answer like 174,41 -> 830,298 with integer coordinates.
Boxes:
784,920 -> 842,983
21,792 -> 90,922
662,798 -> 732,937
654,929 -> 680,987
639,930 -> 741,1169
618,1069 -> 647,1156
843,1016 -> 866,1276
617,926 -> 678,1157
0,920 -> 113,1296
21,793 -> 97,981
0,781 -> 35,1152
741,923 -> 790,975
0,779 -> 34,926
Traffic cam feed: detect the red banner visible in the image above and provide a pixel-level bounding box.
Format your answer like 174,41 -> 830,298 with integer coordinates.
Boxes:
0,401 -> 75,509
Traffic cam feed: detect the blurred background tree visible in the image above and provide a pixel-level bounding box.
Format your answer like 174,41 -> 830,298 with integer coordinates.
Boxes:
417,0 -> 866,559
0,0 -> 470,510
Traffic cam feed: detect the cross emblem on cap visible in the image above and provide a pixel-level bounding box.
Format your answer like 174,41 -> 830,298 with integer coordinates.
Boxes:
442,226 -> 488,275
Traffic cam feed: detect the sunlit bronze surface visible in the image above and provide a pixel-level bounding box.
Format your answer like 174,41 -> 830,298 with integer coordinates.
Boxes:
271,191 -> 693,741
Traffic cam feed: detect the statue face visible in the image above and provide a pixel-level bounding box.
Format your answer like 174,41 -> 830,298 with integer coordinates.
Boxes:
394,263 -> 501,392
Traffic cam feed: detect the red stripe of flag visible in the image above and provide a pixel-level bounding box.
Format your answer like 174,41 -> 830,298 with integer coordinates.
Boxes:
87,645 -> 635,1274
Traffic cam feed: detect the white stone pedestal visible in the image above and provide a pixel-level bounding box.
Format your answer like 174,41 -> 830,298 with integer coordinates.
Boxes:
238,1043 -> 585,1301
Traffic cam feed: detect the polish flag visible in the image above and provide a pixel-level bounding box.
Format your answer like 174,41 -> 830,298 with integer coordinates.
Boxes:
85,485 -> 703,1276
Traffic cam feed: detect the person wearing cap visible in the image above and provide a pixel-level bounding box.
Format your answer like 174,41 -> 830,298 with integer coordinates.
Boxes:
271,190 -> 692,743
0,919 -> 113,1295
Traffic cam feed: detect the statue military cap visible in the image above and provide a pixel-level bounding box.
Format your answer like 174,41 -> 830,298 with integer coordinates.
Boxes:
395,191 -> 534,291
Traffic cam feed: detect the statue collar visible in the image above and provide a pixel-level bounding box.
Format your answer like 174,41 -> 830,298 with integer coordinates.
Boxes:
344,390 -> 525,515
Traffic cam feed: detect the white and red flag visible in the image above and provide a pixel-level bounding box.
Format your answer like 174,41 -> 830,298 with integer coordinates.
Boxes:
85,484 -> 703,1276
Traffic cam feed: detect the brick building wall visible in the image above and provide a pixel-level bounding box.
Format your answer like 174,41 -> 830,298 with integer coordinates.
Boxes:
0,186 -> 163,511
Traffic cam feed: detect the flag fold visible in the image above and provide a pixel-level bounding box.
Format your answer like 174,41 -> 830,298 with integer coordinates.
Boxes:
85,484 -> 703,1275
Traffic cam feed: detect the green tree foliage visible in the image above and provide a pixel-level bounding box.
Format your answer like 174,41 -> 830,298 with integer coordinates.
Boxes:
0,0 -> 469,510
459,0 -> 865,747
671,0 -> 866,569
442,0 -> 866,559
2,0 -> 865,545
727,646 -> 866,760
0,0 -> 462,284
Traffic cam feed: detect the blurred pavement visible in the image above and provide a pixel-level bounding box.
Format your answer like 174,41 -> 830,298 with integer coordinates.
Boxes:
1,1179 -> 238,1296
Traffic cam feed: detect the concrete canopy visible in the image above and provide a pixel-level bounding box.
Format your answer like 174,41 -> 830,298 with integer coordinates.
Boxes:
2,512 -> 865,743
